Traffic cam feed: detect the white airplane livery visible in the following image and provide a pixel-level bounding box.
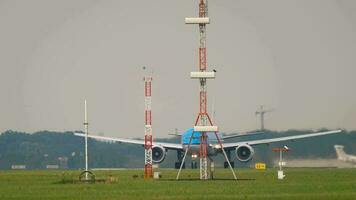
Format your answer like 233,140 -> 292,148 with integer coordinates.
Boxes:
334,145 -> 356,165
75,129 -> 342,168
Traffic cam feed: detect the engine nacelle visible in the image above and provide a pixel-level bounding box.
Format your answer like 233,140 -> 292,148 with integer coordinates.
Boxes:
235,144 -> 254,162
152,146 -> 166,163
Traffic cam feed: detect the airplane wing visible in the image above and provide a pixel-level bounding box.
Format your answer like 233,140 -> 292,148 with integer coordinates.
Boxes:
74,133 -> 183,150
222,130 -> 342,149
222,131 -> 264,140
168,133 -> 182,137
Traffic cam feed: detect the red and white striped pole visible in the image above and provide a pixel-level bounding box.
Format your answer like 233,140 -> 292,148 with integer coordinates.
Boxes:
144,75 -> 153,179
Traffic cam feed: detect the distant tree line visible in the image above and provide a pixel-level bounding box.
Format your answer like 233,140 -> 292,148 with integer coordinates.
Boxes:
0,129 -> 355,169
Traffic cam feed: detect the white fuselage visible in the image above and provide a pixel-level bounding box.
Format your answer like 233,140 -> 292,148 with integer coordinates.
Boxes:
339,154 -> 356,163
182,144 -> 220,157
334,145 -> 356,164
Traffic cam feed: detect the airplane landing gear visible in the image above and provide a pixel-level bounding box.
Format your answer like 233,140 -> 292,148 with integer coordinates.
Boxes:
224,150 -> 234,168
175,161 -> 185,169
175,151 -> 185,169
224,161 -> 234,168
191,161 -> 198,169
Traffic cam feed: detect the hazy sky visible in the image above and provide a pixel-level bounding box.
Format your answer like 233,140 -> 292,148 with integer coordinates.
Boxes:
1,0 -> 356,138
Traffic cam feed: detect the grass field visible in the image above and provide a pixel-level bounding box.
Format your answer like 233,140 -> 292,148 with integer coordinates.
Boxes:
0,168 -> 355,200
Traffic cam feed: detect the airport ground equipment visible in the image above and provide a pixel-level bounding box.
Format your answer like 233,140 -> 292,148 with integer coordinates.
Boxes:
144,74 -> 153,178
79,170 -> 95,183
176,0 -> 236,180
153,172 -> 161,179
272,146 -> 289,180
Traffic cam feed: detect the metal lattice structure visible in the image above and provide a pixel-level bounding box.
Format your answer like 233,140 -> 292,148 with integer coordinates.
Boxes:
197,0 -> 209,180
144,76 -> 153,178
176,0 -> 237,180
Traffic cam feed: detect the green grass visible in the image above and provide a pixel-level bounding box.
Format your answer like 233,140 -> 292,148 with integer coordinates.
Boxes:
0,168 -> 355,200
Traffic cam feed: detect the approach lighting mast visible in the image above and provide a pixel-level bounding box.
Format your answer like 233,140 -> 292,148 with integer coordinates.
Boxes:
144,74 -> 153,178
177,0 -> 237,180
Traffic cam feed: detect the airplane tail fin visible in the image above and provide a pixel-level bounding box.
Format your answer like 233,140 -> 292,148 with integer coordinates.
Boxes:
334,145 -> 347,160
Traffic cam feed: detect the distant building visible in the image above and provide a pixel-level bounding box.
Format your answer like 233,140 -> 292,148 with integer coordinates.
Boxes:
11,165 -> 26,169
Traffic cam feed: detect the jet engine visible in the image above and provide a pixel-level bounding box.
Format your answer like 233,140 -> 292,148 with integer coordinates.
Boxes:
152,146 -> 166,163
235,144 -> 254,162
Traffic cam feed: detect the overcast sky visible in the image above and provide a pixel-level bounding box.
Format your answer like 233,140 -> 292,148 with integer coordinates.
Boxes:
1,0 -> 356,138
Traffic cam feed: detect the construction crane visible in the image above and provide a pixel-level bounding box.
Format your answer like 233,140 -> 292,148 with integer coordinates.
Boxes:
255,105 -> 274,130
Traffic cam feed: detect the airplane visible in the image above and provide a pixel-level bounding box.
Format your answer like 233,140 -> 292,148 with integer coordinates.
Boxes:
75,128 -> 342,169
334,145 -> 356,165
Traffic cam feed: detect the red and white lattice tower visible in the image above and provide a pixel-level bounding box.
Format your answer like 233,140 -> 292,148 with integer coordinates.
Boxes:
144,76 -> 153,178
182,0 -> 237,180
186,0 -> 216,180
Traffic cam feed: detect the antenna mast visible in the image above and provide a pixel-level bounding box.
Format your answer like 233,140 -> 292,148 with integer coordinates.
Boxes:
144,72 -> 153,179
84,100 -> 89,180
177,0 -> 237,180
